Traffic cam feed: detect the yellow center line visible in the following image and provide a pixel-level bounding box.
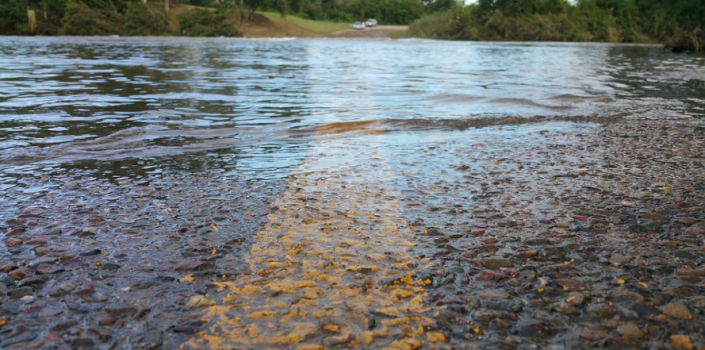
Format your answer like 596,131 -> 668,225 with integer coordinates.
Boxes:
182,129 -> 444,350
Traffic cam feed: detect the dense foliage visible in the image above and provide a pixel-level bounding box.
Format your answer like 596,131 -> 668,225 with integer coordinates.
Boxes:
1,0 -> 702,45
125,2 -> 168,36
176,5 -> 241,36
0,0 -> 450,36
409,0 -> 705,45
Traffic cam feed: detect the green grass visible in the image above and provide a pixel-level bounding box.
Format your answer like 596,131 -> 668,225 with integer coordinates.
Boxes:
388,29 -> 410,39
259,12 -> 349,35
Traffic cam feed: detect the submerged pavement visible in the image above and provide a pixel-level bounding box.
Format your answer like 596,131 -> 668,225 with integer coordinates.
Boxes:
1,113 -> 704,350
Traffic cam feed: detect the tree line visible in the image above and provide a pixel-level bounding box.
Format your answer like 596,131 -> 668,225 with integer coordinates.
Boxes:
0,0 -> 453,36
408,0 -> 705,45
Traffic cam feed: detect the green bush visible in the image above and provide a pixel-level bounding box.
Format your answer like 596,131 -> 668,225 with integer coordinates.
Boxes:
125,2 -> 168,36
176,8 -> 241,37
59,0 -> 122,36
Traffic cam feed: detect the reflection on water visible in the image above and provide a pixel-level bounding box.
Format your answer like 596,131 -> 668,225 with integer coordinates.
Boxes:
0,37 -> 704,184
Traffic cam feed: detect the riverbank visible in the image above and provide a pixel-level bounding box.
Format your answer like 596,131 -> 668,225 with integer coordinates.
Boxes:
1,110 -> 703,349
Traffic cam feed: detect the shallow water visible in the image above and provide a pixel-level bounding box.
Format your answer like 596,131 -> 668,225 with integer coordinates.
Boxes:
1,37 -> 704,186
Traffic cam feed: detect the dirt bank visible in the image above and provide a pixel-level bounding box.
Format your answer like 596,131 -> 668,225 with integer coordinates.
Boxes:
240,13 -> 320,38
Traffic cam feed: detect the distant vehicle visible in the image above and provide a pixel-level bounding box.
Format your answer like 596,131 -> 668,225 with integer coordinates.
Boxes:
365,19 -> 377,27
350,22 -> 365,30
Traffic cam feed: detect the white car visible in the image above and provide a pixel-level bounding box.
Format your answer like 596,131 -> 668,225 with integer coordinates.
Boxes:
350,22 -> 365,30
365,19 -> 377,27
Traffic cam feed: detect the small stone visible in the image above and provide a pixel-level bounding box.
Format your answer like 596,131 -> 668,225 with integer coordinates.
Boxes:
8,267 -> 27,280
609,254 -> 632,265
586,304 -> 613,318
475,270 -> 509,281
36,263 -> 64,274
30,256 -> 58,267
5,238 -> 22,247
517,270 -> 536,280
565,292 -> 586,306
675,251 -> 696,260
481,258 -> 513,269
484,299 -> 523,312
0,273 -> 15,287
1,265 -> 18,273
176,261 -> 214,271
70,338 -> 94,348
25,237 -> 47,245
173,320 -> 206,333
324,334 -> 356,348
141,330 -> 163,349
515,319 -> 553,338
99,317 -> 117,325
641,212 -> 670,223
80,248 -> 102,256
557,302 -> 581,315
616,306 -> 639,320
73,285 -> 95,296
34,247 -> 50,256
555,278 -> 589,292
104,302 -> 136,317
8,287 -> 33,299
0,332 -> 37,348
50,281 -> 77,296
617,323 -> 644,338
661,302 -> 693,320
690,224 -> 704,235
632,303 -> 659,318
473,309 -> 502,321
669,334 -> 694,350
17,277 -> 45,288
187,295 -> 214,308
675,217 -> 697,225
52,320 -> 79,332
1,299 -> 20,314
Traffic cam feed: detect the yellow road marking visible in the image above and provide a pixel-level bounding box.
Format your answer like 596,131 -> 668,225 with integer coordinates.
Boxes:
182,134 -> 437,349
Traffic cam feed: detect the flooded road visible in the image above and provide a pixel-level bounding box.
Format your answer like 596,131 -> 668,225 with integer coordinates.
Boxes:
1,37 -> 704,350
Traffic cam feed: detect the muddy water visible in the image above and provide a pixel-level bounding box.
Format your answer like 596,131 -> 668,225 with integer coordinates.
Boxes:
1,37 -> 705,350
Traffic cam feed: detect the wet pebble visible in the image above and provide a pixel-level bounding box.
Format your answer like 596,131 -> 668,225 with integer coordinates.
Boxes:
585,303 -> 613,318
661,302 -> 693,320
104,302 -> 136,317
0,332 -> 38,348
514,319 -> 553,338
617,323 -> 644,338
7,267 -> 27,280
50,281 -> 76,296
80,248 -> 102,256
473,309 -> 502,321
138,329 -> 163,349
632,303 -> 659,318
35,263 -> 64,274
1,299 -> 21,314
481,258 -> 513,269
8,287 -> 33,299
484,298 -> 523,312
609,254 -> 633,265
669,334 -> 694,349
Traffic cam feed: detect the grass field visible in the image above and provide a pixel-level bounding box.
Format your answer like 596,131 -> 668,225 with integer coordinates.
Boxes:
259,12 -> 349,35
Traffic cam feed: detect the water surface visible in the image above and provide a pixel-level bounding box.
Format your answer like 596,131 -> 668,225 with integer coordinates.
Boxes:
0,37 -> 704,185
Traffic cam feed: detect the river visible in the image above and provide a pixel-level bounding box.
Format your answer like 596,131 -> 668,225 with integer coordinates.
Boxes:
1,37 -> 703,184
